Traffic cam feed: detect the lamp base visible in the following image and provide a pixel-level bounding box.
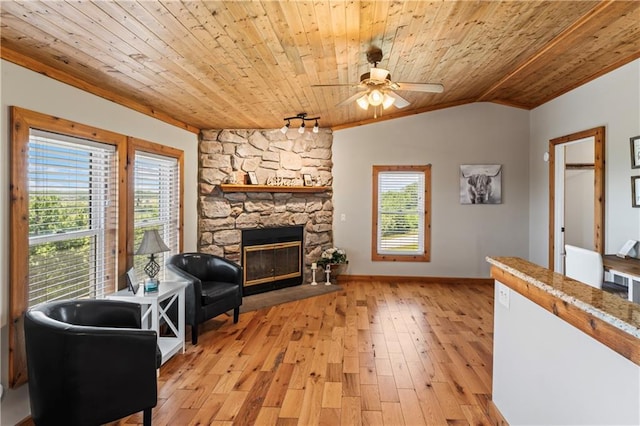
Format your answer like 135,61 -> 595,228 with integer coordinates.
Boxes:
144,278 -> 159,292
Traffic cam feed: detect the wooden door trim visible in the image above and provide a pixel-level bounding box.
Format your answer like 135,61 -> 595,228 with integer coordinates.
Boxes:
548,126 -> 605,269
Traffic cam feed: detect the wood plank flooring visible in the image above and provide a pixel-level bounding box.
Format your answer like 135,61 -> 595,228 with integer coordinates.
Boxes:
116,280 -> 494,425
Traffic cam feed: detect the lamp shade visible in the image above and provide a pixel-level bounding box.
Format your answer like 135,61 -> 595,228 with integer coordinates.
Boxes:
382,93 -> 395,109
356,94 -> 369,110
135,229 -> 170,255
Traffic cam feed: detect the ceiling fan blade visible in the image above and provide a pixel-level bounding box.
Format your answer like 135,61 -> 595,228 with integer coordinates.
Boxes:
336,91 -> 367,107
311,83 -> 361,88
396,82 -> 444,93
387,91 -> 410,108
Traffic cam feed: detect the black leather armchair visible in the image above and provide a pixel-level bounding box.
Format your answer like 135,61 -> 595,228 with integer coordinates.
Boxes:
167,252 -> 243,344
24,299 -> 159,426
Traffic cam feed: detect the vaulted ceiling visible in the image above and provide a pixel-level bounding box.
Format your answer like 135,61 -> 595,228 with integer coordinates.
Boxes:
1,1 -> 639,133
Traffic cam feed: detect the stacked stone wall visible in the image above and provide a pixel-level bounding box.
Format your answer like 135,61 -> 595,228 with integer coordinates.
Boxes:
198,128 -> 334,282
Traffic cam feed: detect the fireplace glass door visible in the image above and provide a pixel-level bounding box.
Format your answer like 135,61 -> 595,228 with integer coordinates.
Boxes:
243,241 -> 301,287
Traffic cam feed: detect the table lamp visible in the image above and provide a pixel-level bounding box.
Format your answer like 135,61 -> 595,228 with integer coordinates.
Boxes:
135,229 -> 170,292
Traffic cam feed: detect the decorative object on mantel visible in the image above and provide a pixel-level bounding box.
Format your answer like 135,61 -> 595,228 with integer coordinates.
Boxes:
303,174 -> 313,186
135,229 -> 170,292
280,112 -> 320,134
247,171 -> 259,185
310,262 -> 318,285
267,176 -> 304,187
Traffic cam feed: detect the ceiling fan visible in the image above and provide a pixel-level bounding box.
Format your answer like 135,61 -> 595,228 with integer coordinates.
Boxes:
313,47 -> 444,116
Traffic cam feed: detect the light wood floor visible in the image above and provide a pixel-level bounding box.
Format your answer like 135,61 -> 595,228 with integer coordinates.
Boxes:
118,280 -> 495,425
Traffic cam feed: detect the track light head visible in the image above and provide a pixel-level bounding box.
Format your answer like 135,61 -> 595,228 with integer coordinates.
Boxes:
313,120 -> 319,133
280,120 -> 290,134
298,121 -> 305,134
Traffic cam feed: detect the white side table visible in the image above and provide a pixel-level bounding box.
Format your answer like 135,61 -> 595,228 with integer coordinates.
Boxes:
107,280 -> 187,365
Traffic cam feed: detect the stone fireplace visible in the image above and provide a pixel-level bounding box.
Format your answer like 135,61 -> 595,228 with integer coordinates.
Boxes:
197,129 -> 334,285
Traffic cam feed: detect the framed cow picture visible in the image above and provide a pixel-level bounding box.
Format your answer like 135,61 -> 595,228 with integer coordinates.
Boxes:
459,164 -> 502,204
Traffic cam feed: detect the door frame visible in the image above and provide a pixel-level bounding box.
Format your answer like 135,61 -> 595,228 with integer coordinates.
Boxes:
548,126 -> 605,270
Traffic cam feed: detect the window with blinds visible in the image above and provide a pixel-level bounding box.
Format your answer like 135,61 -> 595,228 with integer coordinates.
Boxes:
28,130 -> 118,306
372,165 -> 431,262
133,151 -> 180,280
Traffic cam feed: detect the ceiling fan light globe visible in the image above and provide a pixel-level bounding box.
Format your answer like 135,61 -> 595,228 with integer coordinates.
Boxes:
368,89 -> 384,106
382,93 -> 395,109
356,95 -> 369,110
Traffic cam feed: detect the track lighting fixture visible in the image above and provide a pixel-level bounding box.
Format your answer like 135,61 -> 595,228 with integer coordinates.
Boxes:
281,113 -> 321,134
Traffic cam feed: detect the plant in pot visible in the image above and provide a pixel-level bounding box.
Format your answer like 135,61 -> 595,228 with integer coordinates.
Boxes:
317,247 -> 348,278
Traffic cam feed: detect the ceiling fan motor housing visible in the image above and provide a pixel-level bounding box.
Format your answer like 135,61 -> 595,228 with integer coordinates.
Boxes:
366,47 -> 384,66
360,71 -> 392,85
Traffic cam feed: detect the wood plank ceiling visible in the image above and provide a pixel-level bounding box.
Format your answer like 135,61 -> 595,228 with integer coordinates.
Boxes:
1,1 -> 639,133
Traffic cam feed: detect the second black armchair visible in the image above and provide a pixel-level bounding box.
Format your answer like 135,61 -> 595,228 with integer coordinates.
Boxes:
167,252 -> 243,344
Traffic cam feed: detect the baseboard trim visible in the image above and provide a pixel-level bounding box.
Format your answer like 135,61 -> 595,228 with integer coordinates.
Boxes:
487,399 -> 509,426
336,274 -> 493,285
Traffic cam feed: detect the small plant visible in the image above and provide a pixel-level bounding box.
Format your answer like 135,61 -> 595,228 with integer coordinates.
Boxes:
317,247 -> 347,267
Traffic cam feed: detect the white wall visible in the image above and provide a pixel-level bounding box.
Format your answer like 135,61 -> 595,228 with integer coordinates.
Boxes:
332,103 -> 530,278
529,60 -> 640,266
0,60 -> 199,425
493,282 -> 640,425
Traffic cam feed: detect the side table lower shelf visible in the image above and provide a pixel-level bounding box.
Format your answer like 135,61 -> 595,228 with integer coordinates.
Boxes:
107,280 -> 187,365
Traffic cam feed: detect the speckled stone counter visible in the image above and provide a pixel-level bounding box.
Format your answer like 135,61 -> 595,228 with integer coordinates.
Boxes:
487,256 -> 640,425
487,256 -> 640,364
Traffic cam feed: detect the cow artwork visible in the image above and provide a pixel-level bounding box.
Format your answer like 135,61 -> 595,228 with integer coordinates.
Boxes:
459,164 -> 502,204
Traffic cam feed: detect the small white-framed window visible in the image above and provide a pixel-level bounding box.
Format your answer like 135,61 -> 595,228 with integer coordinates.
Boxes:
372,165 -> 431,262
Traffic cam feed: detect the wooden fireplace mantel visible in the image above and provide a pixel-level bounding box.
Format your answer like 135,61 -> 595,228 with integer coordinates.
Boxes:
219,184 -> 331,193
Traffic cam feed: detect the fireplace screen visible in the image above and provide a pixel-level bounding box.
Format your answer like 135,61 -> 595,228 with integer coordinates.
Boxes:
243,241 -> 301,287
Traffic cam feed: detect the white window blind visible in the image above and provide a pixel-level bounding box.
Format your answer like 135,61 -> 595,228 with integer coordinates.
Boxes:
28,129 -> 118,306
133,151 -> 180,280
377,171 -> 425,255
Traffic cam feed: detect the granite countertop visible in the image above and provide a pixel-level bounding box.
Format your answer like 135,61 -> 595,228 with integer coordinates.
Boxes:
487,256 -> 640,340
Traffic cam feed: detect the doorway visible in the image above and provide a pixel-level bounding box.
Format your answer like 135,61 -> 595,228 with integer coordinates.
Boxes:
548,126 -> 605,272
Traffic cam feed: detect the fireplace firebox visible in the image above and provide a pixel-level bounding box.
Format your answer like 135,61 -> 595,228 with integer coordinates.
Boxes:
241,226 -> 303,295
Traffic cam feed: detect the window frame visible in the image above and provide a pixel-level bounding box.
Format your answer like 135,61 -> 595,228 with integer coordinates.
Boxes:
371,165 -> 431,262
9,107 -> 127,387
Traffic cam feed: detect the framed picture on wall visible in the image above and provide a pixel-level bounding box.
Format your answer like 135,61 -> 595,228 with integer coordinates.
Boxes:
631,136 -> 640,169
459,164 -> 502,204
632,176 -> 640,208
